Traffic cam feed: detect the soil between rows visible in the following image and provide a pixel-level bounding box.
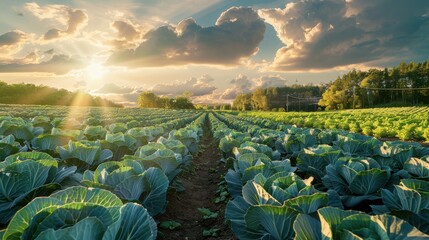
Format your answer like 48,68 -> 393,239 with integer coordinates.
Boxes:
156,117 -> 235,240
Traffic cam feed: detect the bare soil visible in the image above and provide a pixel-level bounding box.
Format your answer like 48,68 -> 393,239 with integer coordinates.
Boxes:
156,117 -> 235,240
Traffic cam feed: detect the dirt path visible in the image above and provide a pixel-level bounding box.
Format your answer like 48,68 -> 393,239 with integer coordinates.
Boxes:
156,117 -> 234,240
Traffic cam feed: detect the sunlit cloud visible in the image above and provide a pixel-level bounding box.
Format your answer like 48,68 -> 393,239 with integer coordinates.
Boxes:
151,75 -> 217,97
0,54 -> 86,74
259,0 -> 429,71
107,20 -> 143,49
107,7 -> 265,67
219,74 -> 288,100
0,30 -> 31,57
25,2 -> 88,42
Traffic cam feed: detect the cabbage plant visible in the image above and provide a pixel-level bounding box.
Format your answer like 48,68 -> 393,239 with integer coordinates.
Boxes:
83,125 -> 107,140
101,133 -> 137,161
0,118 -> 43,141
371,179 -> 429,234
81,161 -> 169,216
1,186 -> 157,240
0,152 -> 76,224
293,206 -> 429,240
226,178 -> 329,240
296,145 -> 342,185
322,156 -> 390,208
57,140 -> 113,171
170,127 -> 199,154
225,153 -> 296,198
0,135 -> 27,161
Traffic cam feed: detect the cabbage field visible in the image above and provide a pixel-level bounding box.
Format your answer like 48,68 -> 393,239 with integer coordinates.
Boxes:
241,106 -> 429,141
1,104 -> 429,239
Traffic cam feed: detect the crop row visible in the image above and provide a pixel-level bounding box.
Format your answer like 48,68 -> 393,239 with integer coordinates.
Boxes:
211,111 -> 429,239
241,106 -> 429,141
0,108 -> 205,240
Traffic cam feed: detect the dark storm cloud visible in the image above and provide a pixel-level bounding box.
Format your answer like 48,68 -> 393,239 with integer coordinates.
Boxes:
259,0 -> 429,71
107,7 -> 265,67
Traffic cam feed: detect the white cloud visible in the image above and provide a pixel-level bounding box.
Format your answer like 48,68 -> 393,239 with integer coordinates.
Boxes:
259,0 -> 429,71
25,2 -> 88,42
219,74 -> 288,100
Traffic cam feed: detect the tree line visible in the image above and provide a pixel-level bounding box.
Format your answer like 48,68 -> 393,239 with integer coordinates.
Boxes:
138,92 -> 195,109
0,81 -> 122,107
319,60 -> 429,110
233,85 -> 326,111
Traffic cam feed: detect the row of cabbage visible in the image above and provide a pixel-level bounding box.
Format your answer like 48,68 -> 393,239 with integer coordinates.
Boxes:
0,108 -> 196,161
0,109 -> 205,240
210,112 -> 429,239
240,107 -> 429,141
0,104 -> 195,129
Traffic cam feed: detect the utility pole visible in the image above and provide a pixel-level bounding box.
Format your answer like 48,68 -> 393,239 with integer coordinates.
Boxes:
286,94 -> 289,112
353,86 -> 356,109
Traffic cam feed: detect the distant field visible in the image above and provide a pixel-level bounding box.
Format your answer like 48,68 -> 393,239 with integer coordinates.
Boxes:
240,106 -> 429,142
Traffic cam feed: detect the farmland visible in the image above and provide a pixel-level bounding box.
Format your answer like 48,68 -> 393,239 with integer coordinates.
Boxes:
1,104 -> 429,239
241,106 -> 429,142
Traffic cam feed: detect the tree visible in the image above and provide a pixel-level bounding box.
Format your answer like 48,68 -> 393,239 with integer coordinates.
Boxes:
138,92 -> 161,108
137,91 -> 195,109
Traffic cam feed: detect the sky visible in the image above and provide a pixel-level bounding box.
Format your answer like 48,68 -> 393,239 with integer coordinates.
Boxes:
0,0 -> 428,106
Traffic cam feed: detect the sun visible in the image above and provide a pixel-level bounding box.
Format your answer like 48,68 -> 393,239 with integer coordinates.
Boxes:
86,62 -> 107,80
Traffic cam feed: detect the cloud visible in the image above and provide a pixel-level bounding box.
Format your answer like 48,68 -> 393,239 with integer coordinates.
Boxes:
151,75 -> 217,97
73,79 -> 87,89
220,74 -> 252,100
0,54 -> 85,74
258,0 -> 429,71
93,82 -> 138,94
219,74 -> 288,100
44,49 -> 55,55
254,75 -> 287,88
25,2 -> 88,42
91,83 -> 142,107
108,20 -> 142,49
0,30 -> 29,56
107,7 -> 265,67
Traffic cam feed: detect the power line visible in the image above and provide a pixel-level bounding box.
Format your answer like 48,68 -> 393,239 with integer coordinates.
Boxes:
358,86 -> 429,90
